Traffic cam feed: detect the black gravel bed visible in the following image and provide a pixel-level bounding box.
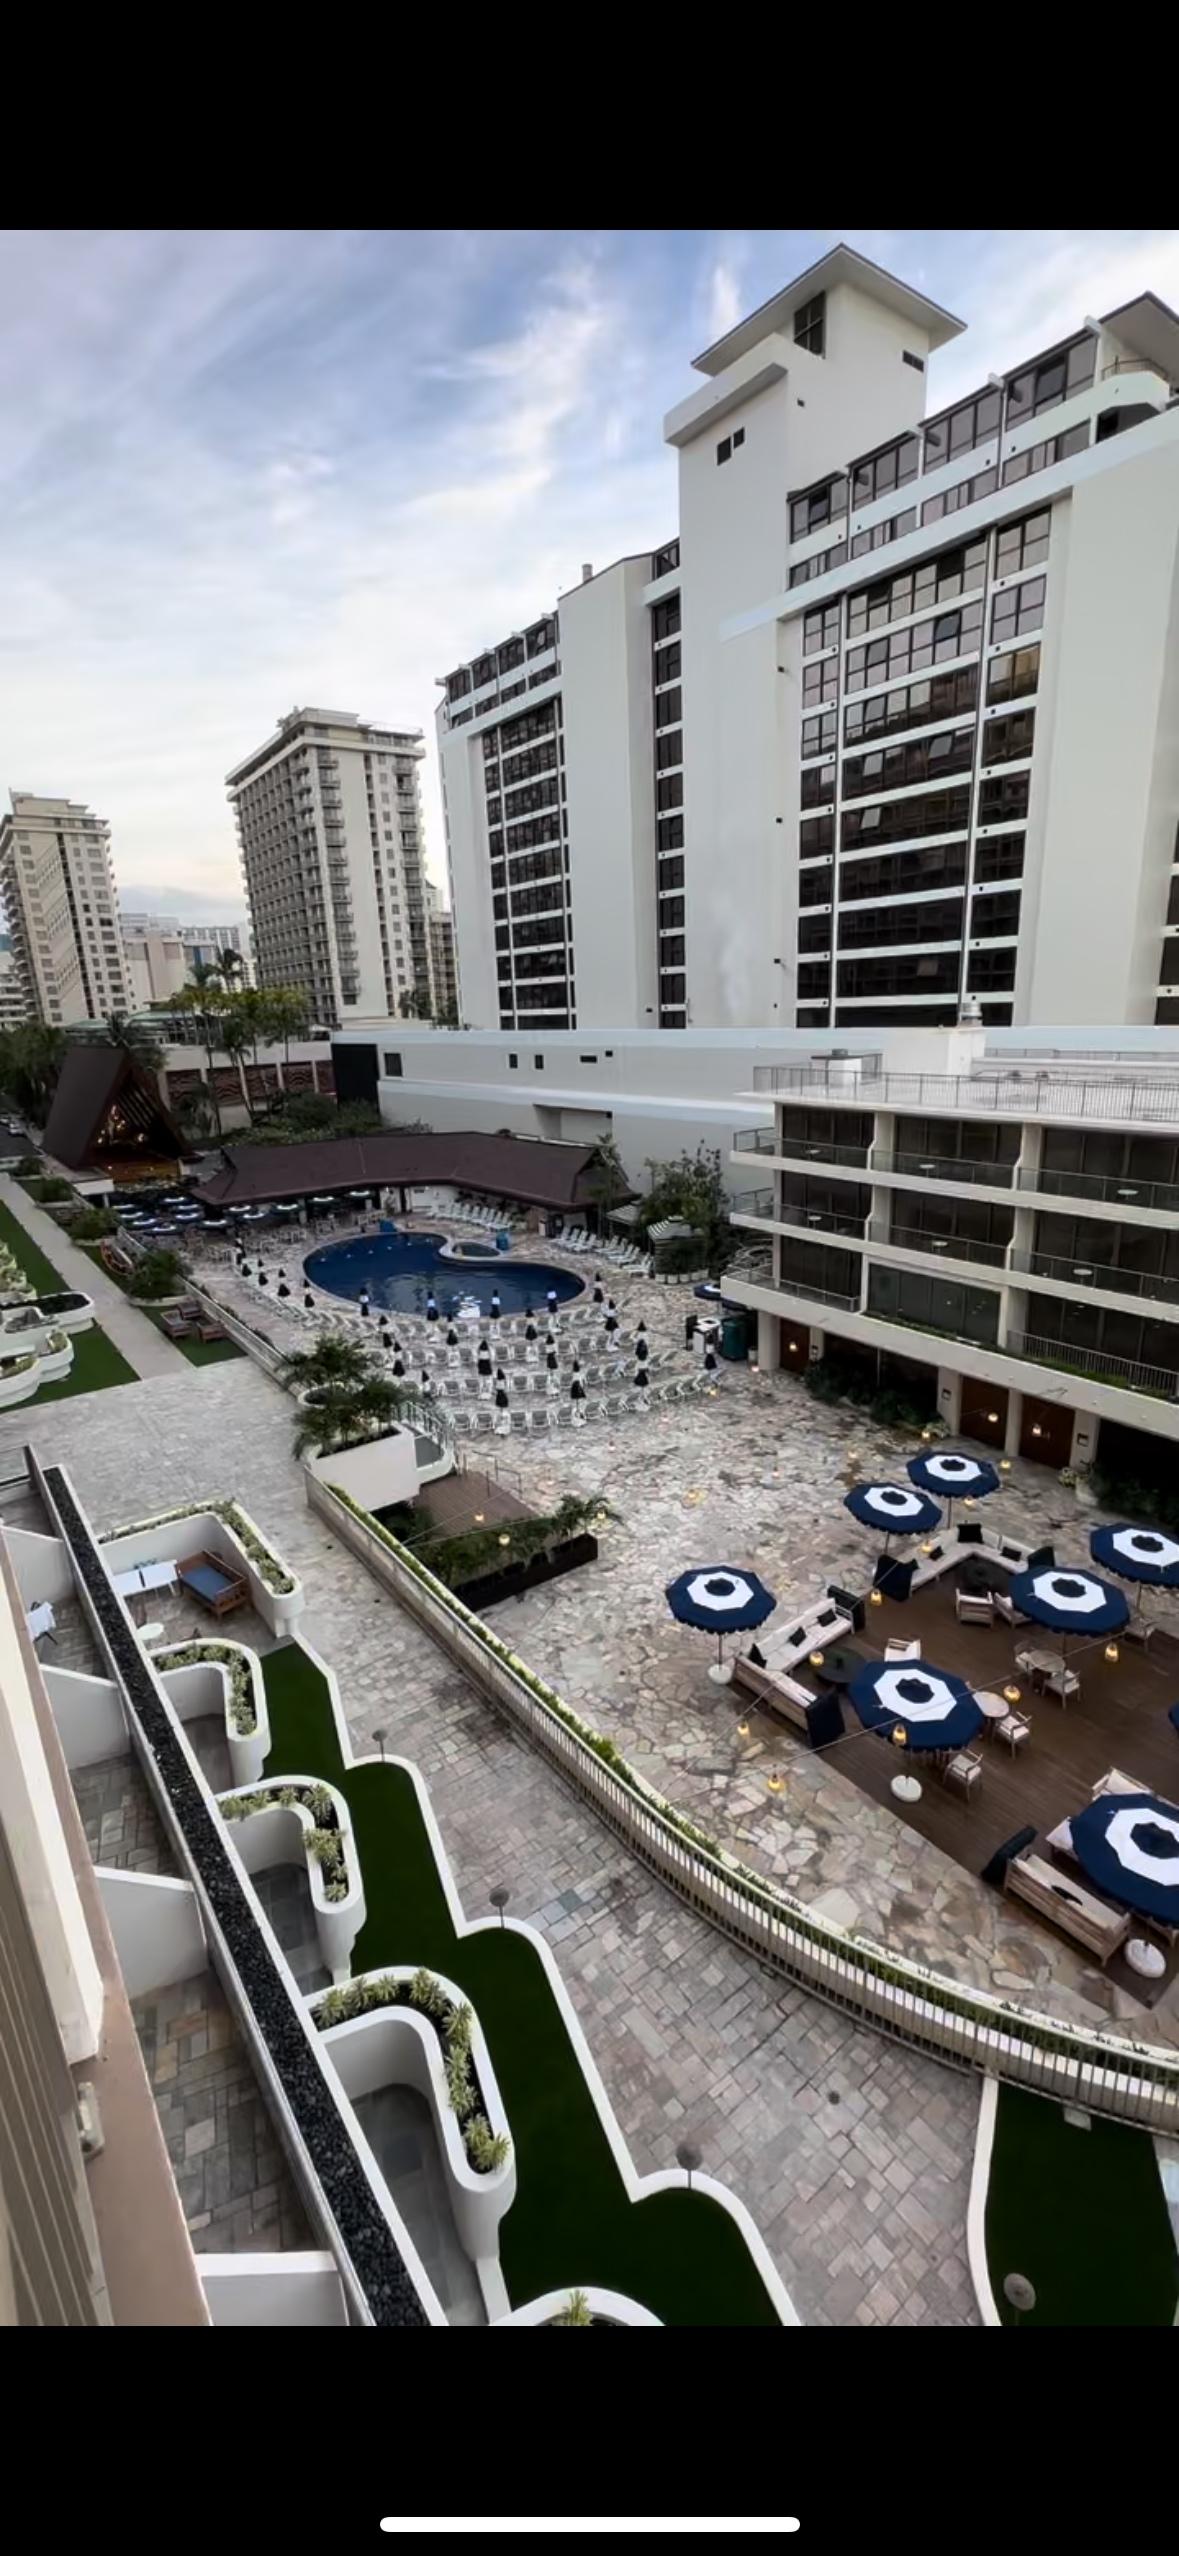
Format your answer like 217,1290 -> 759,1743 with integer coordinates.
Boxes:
41,1464 -> 430,2329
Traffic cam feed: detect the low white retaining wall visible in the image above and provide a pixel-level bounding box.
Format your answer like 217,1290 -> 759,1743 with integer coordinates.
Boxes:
200,2251 -> 349,2326
319,1974 -> 516,2274
153,1646 -> 270,1788
0,1359 -> 40,1408
43,1664 -> 129,1768
217,1777 -> 364,1981
96,1867 -> 207,1998
495,2285 -> 662,2326
102,1503 -> 303,1633
4,1521 -> 75,1606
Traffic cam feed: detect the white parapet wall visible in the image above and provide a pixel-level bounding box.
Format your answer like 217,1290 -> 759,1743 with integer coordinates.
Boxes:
317,1975 -> 517,2281
153,1645 -> 270,1788
494,2285 -> 662,2326
305,1431 -> 420,1512
101,1502 -> 304,1633
4,1522 -> 75,1607
217,1778 -> 364,1982
96,1867 -> 207,1999
42,1664 -> 130,1768
199,2252 -> 349,2326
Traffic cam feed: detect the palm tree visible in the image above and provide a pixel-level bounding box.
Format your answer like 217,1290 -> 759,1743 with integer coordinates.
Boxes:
283,1335 -> 375,1394
219,1007 -> 256,1122
175,961 -> 228,1136
292,1375 -> 411,1460
105,1011 -> 166,1076
552,2289 -> 594,2326
218,946 -> 246,989
0,1022 -> 67,1121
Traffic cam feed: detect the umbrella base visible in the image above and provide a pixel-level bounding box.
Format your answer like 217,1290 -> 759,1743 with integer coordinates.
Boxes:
708,1661 -> 734,1685
890,1774 -> 923,1804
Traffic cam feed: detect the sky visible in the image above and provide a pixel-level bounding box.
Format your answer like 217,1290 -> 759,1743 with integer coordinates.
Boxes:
2,227 -> 1177,924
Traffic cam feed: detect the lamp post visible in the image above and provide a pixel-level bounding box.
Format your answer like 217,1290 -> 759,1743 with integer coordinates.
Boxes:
1003,2271 -> 1036,2326
489,1886 -> 511,1927
676,2140 -> 703,2192
373,1726 -> 388,1763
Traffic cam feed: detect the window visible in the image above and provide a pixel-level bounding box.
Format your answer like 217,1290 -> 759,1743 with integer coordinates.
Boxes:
973,831 -> 1025,884
922,386 -> 1002,473
841,785 -> 971,851
848,508 -> 917,560
847,537 -> 986,638
845,599 -> 984,692
660,972 -> 687,1005
655,729 -> 683,770
652,596 -> 681,643
794,293 -> 825,355
902,349 -> 925,373
655,637 -> 682,680
800,861 -> 834,906
657,817 -> 684,855
802,658 -> 837,709
977,770 -> 1031,828
986,643 -> 1040,705
497,637 -> 525,674
850,434 -> 920,509
790,476 -> 848,541
733,427 -> 745,449
534,1054 -> 545,1069
990,577 -> 1046,647
527,618 -> 557,657
789,540 -> 849,588
995,512 -> 1050,578
657,773 -> 683,810
660,934 -> 686,967
921,466 -> 998,525
798,911 -> 832,953
1002,422 -> 1088,487
800,761 -> 836,808
508,1052 -> 518,1068
969,889 -> 1021,940
842,724 -> 975,801
801,712 -> 838,758
967,943 -> 1017,993
797,961 -> 831,1001
844,665 -> 977,747
717,436 -> 732,466
803,602 -> 840,657
801,813 -> 835,858
653,541 -> 680,578
836,949 -> 962,999
1006,332 -> 1096,425
658,850 -> 685,889
654,685 -> 682,728
838,894 -> 964,952
660,895 -> 686,928
446,669 -> 472,702
982,709 -> 1035,766
868,1262 -> 1000,1345
383,1050 -> 403,1077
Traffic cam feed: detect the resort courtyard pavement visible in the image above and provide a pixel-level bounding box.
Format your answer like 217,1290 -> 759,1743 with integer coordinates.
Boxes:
2,1360 -> 982,2326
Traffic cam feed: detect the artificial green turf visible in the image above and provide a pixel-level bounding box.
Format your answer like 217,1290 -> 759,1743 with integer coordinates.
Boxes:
150,1317 -> 243,1366
261,1640 -> 781,2326
986,2084 -> 1178,2326
0,1201 -> 136,1395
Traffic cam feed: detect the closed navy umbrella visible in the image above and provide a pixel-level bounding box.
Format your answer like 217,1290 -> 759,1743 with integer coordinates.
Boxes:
1070,1791 -> 1179,1926
666,1565 -> 776,1686
844,1482 -> 942,1548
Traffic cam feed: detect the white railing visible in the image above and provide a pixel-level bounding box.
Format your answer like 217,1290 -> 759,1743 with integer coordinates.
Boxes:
309,1476 -> 1179,2131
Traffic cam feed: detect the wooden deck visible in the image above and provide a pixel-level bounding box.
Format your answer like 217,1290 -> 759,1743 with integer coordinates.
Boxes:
775,1573 -> 1179,2008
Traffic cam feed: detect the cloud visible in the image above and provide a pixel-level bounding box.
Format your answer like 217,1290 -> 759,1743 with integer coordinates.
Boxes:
705,255 -> 745,343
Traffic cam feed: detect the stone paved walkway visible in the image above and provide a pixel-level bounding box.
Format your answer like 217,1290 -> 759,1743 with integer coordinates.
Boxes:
0,1175 -> 189,1378
7,1361 -> 983,2323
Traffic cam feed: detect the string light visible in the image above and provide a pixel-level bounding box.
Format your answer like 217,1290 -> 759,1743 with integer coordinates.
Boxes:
869,1587 -> 884,1608
767,1771 -> 783,1794
809,1650 -> 825,1669
1003,1683 -> 1022,1706
736,1718 -> 751,1739
999,1459 -> 1012,1472
1104,1641 -> 1119,1663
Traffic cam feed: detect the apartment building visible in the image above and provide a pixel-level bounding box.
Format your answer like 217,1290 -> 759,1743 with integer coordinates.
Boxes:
438,247 -> 1179,1039
424,881 -> 458,1022
437,550 -> 680,1032
121,915 -> 253,1008
227,709 -> 429,1029
725,1022 -> 1179,1482
0,794 -> 132,1027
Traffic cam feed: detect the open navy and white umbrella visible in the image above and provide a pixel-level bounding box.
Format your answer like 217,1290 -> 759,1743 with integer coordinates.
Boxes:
848,1657 -> 983,1754
844,1482 -> 942,1546
1007,1563 -> 1129,1684
1089,1525 -> 1179,1622
907,1450 -> 1000,1516
666,1566 -> 776,1685
1069,1791 -> 1179,1927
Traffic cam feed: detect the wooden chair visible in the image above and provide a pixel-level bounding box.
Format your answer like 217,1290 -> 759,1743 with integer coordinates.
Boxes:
995,1709 -> 1031,1755
885,1636 -> 922,1663
942,1748 -> 982,1805
955,1589 -> 994,1625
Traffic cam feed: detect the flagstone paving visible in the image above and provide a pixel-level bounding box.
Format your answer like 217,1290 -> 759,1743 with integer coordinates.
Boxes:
4,1359 -> 984,2323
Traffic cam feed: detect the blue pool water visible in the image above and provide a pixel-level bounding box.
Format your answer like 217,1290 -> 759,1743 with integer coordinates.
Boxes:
303,1230 -> 583,1318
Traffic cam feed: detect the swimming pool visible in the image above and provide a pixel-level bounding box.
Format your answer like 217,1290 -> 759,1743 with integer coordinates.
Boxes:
303,1230 -> 584,1318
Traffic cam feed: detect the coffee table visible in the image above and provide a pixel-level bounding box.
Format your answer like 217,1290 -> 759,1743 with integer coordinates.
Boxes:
1126,1938 -> 1166,1981
806,1644 -> 859,1687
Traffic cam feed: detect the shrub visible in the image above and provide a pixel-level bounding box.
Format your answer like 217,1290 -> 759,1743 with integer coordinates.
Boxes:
69,1206 -> 118,1240
128,1247 -> 186,1300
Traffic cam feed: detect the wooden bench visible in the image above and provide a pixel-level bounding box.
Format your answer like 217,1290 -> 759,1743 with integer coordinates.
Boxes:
732,1653 -> 814,1733
1003,1852 -> 1131,1965
176,1550 -> 249,1619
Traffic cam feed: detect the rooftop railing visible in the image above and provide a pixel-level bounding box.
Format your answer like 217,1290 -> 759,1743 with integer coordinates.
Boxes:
754,1060 -> 1179,1124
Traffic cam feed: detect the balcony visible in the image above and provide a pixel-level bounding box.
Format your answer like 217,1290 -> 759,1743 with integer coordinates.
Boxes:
880,1146 -> 1017,1189
752,1059 -> 1179,1127
775,1133 -> 873,1171
869,1219 -> 1009,1270
732,1125 -> 777,1154
1006,1329 -> 1179,1404
1015,1162 -> 1179,1216
1011,1246 -> 1179,1308
780,1202 -> 869,1241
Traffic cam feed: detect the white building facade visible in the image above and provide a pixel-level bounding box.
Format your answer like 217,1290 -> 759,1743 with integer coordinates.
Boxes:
436,247 -> 1179,1041
121,915 -> 253,1008
227,708 -> 429,1029
0,793 -> 132,1026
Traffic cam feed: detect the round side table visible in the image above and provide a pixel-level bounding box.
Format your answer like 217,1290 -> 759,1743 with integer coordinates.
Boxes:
1126,1938 -> 1165,1981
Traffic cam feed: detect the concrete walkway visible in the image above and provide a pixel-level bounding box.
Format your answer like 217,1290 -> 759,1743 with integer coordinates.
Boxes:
0,1177 -> 190,1379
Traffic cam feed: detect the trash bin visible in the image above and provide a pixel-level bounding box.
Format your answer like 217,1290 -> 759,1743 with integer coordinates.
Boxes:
720,1312 -> 751,1362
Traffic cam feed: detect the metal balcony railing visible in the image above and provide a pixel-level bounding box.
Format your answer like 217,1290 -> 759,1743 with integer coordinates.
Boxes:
753,1059 -> 1179,1125
732,1125 -> 778,1153
1005,1329 -> 1179,1402
771,1274 -> 862,1310
780,1204 -> 869,1240
1015,1162 -> 1179,1215
1012,1247 -> 1179,1306
883,1147 -> 1017,1188
775,1134 -> 873,1170
870,1220 -> 1010,1269
731,1188 -> 775,1219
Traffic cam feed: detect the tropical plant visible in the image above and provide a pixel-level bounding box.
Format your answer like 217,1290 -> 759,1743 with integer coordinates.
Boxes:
127,1247 -> 186,1300
0,1023 -> 67,1120
638,1143 -> 733,1273
104,1011 -> 166,1075
582,1132 -> 630,1214
552,2288 -> 594,2326
293,1374 -> 411,1459
173,968 -> 229,1134
175,1086 -> 218,1143
217,946 -> 247,989
283,1334 -> 376,1393
68,1205 -> 118,1240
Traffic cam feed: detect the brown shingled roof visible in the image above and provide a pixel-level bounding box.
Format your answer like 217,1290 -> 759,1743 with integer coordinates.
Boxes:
192,1128 -> 620,1211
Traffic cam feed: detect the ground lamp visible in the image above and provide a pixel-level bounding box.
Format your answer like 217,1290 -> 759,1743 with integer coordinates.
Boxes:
489,1887 -> 511,1927
676,2141 -> 703,2192
1003,2272 -> 1036,2326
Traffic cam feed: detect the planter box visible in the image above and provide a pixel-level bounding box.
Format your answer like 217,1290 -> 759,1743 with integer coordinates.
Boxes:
219,1778 -> 364,1981
0,1360 -> 40,1408
451,1531 -> 599,1613
103,1504 -> 303,1634
153,1645 -> 271,1788
318,1976 -> 515,2268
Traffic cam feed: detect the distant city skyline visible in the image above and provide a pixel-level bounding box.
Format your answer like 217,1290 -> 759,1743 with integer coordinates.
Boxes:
2,228 -> 1177,915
